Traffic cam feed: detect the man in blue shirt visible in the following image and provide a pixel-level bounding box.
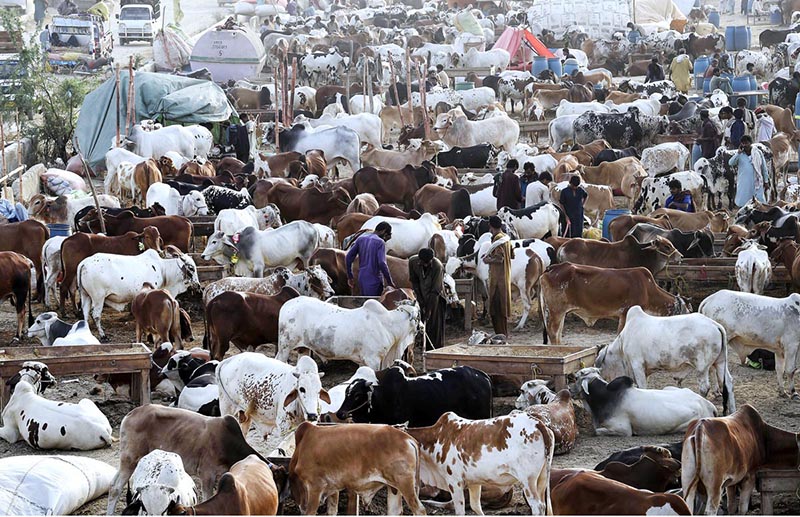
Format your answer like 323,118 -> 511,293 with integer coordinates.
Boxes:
346,222 -> 395,296
665,179 -> 695,212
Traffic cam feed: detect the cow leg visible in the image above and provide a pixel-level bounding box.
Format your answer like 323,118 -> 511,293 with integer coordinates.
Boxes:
467,485 -> 484,515
514,288 -> 531,331
737,475 -> 757,515
106,461 -> 136,514
697,368 -> 711,398
725,484 -> 737,516
303,487 -> 324,516
450,486 -> 467,515
345,491 -> 359,515
326,490 -> 339,515
775,352 -> 789,397
135,323 -> 142,344
786,344 -> 800,398
521,479 -> 546,516
386,487 -> 403,516
631,364 -> 648,388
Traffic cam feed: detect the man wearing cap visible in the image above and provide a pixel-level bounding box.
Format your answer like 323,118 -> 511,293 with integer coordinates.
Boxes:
482,216 -> 514,336
409,247 -> 446,349
346,222 -> 396,296
736,97 -> 756,139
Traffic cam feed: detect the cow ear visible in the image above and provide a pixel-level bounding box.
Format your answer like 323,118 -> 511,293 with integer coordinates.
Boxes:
283,389 -> 299,408
319,388 -> 332,404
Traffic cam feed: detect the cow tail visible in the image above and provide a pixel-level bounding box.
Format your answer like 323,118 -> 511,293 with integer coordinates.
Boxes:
717,324 -> 735,415
27,264 -> 34,326
411,438 -> 422,495
539,281 -> 549,345
700,174 -> 713,211
682,432 -> 701,514
171,299 -> 182,348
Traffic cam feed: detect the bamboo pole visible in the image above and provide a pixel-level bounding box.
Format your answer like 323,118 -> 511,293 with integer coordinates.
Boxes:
362,65 -> 367,113
15,111 -> 22,202
289,57 -> 297,121
76,149 -> 105,234
1,113 -> 6,192
274,63 -> 280,151
115,64 -> 121,147
405,50 -> 413,125
418,62 -> 429,140
282,57 -> 289,126
367,59 -> 374,114
389,58 -> 404,127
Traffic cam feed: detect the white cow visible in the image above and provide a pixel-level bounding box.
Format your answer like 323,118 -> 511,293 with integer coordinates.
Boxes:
314,223 -> 338,248
458,87 -> 498,112
146,183 -> 210,217
605,97 -> 662,116
319,366 -> 379,419
28,312 -> 100,346
213,205 -> 283,235
555,100 -> 612,118
548,115 -> 581,150
640,142 -> 690,176
202,265 -> 335,305
701,290 -> 800,398
201,221 -> 319,277
634,171 -> 707,214
596,306 -> 736,414
185,125 -> 213,160
433,107 -> 519,151
77,249 -> 200,339
294,113 -> 383,148
267,123 -> 361,171
277,298 -> 422,370
349,95 -> 385,115
446,236 -> 552,329
459,47 -> 510,70
122,125 -> 197,162
0,362 -> 112,450
734,240 -> 772,294
216,353 -> 330,449
52,320 -> 100,346
41,236 -> 67,308
571,367 -> 717,436
468,185 -> 497,216
497,202 -> 561,239
360,213 -> 441,258
124,450 -> 197,515
407,411 -> 553,516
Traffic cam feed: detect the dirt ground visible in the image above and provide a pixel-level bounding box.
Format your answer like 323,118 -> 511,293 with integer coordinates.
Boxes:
1,283 -> 800,515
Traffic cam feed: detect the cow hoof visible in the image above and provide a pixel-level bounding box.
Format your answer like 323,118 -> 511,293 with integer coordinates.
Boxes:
99,335 -> 110,343
792,393 -> 800,402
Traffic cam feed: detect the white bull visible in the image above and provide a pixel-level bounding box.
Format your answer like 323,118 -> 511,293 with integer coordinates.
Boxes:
123,450 -> 197,515
433,107 -> 519,151
641,142 -> 690,176
202,265 -> 335,305
122,125 -> 197,162
201,220 -> 319,277
360,213 -> 441,258
213,205 -> 282,235
555,100 -> 612,118
596,306 -> 736,414
294,113 -> 382,149
268,124 -> 361,171
77,249 -> 200,339
41,236 -> 67,308
146,183 -> 210,217
216,353 -> 330,450
277,298 -> 422,370
548,115 -> 580,150
700,290 -> 800,398
734,240 -> 772,295
605,97 -> 662,116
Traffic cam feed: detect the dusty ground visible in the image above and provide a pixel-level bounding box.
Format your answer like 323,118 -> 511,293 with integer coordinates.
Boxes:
1,282 -> 800,515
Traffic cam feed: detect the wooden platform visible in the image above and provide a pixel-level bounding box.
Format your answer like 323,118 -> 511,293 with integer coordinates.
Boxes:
455,278 -> 476,332
656,260 -> 791,288
757,469 -> 800,514
424,344 -> 598,390
189,253 -> 227,283
0,344 -> 152,407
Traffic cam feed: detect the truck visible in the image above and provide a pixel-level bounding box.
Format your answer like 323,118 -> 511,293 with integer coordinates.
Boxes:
50,13 -> 114,59
116,0 -> 162,45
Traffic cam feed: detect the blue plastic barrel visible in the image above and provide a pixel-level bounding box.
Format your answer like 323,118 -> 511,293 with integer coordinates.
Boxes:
695,56 -> 710,89
733,26 -> 750,50
547,57 -> 563,77
47,223 -> 70,237
748,75 -> 757,91
725,26 -> 736,51
602,209 -> 631,240
691,143 -> 703,167
794,92 -> 800,128
771,10 -> 783,24
563,58 -> 579,76
532,56 -> 548,76
708,11 -> 720,27
703,77 -> 712,94
732,76 -> 753,109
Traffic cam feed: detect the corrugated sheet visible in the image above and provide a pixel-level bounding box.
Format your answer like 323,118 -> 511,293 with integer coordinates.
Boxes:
526,0 -> 633,39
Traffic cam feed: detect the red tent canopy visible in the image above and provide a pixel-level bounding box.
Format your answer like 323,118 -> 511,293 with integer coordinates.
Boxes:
493,27 -> 555,64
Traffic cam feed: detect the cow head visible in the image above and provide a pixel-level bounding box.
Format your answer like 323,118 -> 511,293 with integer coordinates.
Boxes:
282,355 -> 330,425
569,367 -> 606,400
671,295 -> 691,316
258,204 -> 283,229
7,361 -> 56,394
138,226 -> 164,252
515,379 -> 556,409
305,265 -> 336,299
594,338 -> 626,382
336,377 -> 374,422
201,231 -> 238,264
181,191 -> 210,217
26,312 -> 60,343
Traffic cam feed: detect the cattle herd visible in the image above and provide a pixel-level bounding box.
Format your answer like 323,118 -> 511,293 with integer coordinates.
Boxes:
7,0 -> 800,515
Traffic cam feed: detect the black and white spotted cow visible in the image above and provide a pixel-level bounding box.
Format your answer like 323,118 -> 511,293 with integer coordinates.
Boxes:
735,49 -> 784,79
201,186 -> 252,215
695,144 -> 776,210
633,171 -> 708,214
0,362 -> 112,450
301,50 -> 347,86
573,108 -> 667,149
618,79 -> 677,98
768,73 -> 800,108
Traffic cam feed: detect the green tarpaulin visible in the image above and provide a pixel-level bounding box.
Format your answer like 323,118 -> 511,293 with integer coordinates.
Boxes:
75,71 -> 235,169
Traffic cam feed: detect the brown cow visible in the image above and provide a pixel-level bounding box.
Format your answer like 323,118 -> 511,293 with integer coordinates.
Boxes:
158,156 -> 178,176
524,388 -> 578,455
205,287 -> 300,360
533,88 -> 570,110
550,470 -> 690,515
135,159 -> 163,205
374,204 -> 422,219
722,224 -> 749,256
168,455 -> 279,516
27,194 -> 68,225
539,263 -> 688,344
682,404 -> 800,514
331,212 -> 371,245
353,163 -> 437,210
346,193 -> 379,215
289,421 -> 426,515
80,211 -> 192,252
266,183 -> 351,224
606,91 -> 643,104
304,149 -> 327,178
0,251 -> 33,339
255,151 -> 304,177
58,226 -> 163,312
215,157 -> 247,175
770,238 -> 800,291
597,448 -> 681,493
0,219 -> 49,301
250,178 -> 293,208
763,105 -> 800,140
578,157 -> 647,204
556,235 -> 682,274
609,214 -> 673,241
413,184 -> 473,221
767,132 -> 793,186
106,405 -> 279,513
174,171 -> 235,186
131,285 -> 190,349
361,141 -> 438,170
551,182 -> 614,224
649,208 -> 729,232
180,160 -> 215,177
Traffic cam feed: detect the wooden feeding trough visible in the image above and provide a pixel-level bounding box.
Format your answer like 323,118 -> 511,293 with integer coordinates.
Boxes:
189,253 -> 227,283
424,344 -> 598,391
756,469 -> 800,514
0,344 -> 152,406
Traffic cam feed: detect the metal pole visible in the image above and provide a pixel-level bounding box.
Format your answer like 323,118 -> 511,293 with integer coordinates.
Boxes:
405,49 -> 413,125
274,63 -> 280,152
419,62 -> 430,140
115,64 -> 121,146
389,59 -> 404,127
0,112 -> 6,192
367,60 -> 374,114
289,57 -> 297,121
15,111 -> 22,202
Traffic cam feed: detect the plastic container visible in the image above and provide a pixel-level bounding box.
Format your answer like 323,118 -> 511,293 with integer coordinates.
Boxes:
47,223 -> 71,237
532,56 -> 548,77
601,209 -> 631,240
454,81 -> 474,91
725,26 -> 736,51
190,24 -> 266,84
732,75 -> 750,108
703,77 -> 712,94
708,11 -> 720,27
694,56 -> 710,89
547,57 -> 562,78
563,58 -> 579,76
794,93 -> 800,129
734,26 -> 751,50
771,10 -> 783,24
692,143 -> 703,167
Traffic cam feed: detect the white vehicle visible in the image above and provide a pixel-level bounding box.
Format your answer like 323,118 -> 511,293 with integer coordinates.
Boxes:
116,0 -> 161,44
51,14 -> 113,58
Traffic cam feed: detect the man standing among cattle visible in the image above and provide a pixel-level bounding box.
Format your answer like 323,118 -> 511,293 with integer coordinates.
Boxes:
729,135 -> 769,206
409,247 -> 446,349
560,175 -> 588,238
482,216 -> 513,336
669,49 -> 692,94
525,171 -> 552,207
346,222 -> 396,296
495,159 -> 522,210
696,109 -> 722,159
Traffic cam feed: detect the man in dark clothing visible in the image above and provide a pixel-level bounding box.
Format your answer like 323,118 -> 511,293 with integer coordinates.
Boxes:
482,216 -> 513,336
645,57 -> 665,83
495,159 -> 522,210
409,247 -> 446,349
696,110 -> 721,159
234,114 -> 251,163
519,163 -> 538,205
665,179 -> 695,212
560,175 -> 587,238
346,222 -> 395,296
730,108 -> 745,149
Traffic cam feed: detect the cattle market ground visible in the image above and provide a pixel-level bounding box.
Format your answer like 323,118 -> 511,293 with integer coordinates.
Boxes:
2,289 -> 800,515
